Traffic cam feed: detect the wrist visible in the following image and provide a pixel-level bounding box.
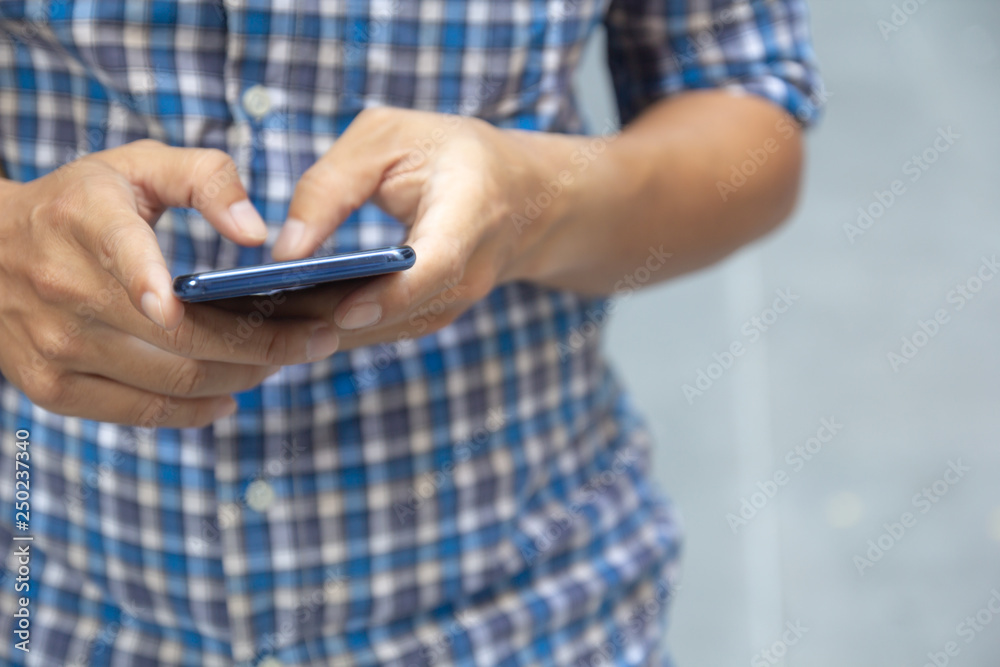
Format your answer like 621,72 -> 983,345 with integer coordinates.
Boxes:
500,126 -> 641,287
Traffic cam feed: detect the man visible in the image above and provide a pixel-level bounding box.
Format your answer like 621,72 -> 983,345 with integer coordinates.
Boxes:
0,0 -> 821,664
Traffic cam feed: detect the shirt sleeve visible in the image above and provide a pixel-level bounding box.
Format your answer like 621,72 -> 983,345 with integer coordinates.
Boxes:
604,0 -> 824,127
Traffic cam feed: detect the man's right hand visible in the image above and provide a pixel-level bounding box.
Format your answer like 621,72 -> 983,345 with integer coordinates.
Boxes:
0,140 -> 340,428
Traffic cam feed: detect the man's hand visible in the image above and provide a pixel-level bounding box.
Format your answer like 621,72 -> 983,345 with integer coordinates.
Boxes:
0,140 -> 340,427
269,108 -> 568,351
269,94 -> 803,353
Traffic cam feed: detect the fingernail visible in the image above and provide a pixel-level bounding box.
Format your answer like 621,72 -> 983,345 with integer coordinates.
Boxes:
273,218 -> 307,259
213,399 -> 238,421
141,291 -> 167,328
229,199 -> 268,241
306,325 -> 340,361
338,302 -> 381,330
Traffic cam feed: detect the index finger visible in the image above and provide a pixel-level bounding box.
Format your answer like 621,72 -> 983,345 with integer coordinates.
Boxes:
273,108 -> 426,261
68,173 -> 185,330
102,140 -> 269,247
90,141 -> 271,329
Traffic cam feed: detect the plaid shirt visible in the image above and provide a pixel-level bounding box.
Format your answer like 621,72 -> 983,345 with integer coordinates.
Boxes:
0,0 -> 820,665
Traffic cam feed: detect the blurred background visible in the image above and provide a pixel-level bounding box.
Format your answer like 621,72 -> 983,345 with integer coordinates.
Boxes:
575,0 -> 1000,665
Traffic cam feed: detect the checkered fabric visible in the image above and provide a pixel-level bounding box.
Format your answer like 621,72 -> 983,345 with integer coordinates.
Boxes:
0,0 -> 821,665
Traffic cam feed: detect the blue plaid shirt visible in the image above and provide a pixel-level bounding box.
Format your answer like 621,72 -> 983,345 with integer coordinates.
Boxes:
0,1 -> 820,665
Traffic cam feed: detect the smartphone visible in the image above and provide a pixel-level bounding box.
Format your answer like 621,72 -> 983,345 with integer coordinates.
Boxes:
172,245 -> 416,302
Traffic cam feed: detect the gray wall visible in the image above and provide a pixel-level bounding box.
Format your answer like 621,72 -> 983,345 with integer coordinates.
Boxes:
575,1 -> 1000,665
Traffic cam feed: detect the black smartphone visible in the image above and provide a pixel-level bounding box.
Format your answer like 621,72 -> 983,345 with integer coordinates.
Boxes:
172,246 -> 416,302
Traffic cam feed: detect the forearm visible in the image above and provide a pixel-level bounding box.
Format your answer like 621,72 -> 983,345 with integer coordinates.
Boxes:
509,89 -> 805,295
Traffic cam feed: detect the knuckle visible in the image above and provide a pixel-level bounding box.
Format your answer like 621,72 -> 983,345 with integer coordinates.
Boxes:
465,116 -> 489,134
25,200 -> 48,230
357,106 -> 391,124
22,370 -> 69,409
32,322 -> 77,362
258,327 -> 290,366
483,196 -> 511,233
165,359 -> 209,397
296,163 -> 363,217
40,189 -> 83,234
130,138 -> 164,152
30,262 -> 76,304
199,148 -> 237,179
160,319 -> 198,357
131,395 -> 178,428
191,149 -> 239,207
297,162 -> 333,196
94,223 -> 140,276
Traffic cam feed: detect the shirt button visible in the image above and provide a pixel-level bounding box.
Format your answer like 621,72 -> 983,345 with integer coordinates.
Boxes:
242,85 -> 272,119
258,658 -> 283,667
245,479 -> 276,512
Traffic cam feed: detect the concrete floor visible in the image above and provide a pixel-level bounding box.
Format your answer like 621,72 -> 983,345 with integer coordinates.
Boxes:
576,1 -> 1000,665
